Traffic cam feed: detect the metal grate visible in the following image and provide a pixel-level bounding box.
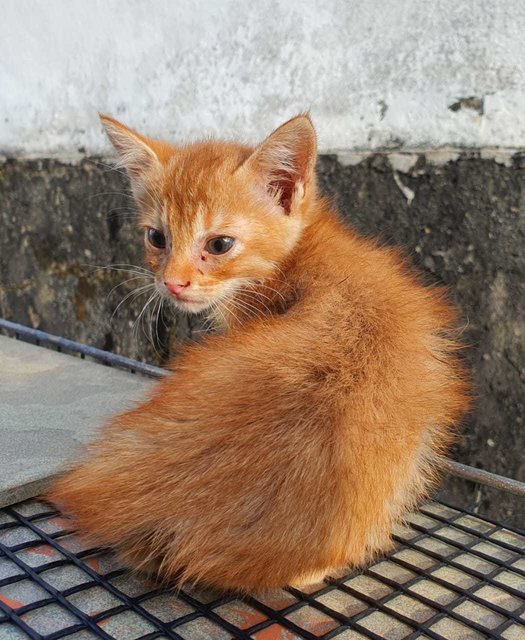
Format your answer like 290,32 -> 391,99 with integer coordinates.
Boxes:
0,498 -> 524,639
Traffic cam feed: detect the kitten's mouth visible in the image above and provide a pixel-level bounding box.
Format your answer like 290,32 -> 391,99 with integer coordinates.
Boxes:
171,295 -> 211,313
176,295 -> 199,303
160,283 -> 227,314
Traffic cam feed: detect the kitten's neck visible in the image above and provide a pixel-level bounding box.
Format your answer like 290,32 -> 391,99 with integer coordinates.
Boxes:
211,203 -> 333,331
211,269 -> 299,331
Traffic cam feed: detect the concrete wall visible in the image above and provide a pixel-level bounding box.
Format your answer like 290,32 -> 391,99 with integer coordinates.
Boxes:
2,0 -> 525,156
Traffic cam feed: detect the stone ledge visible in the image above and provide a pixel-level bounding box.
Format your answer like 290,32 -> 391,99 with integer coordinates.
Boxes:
0,335 -> 153,508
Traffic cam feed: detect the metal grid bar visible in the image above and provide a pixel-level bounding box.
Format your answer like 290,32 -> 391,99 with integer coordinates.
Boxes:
1,498 -> 523,639
0,318 -> 166,379
418,503 -> 525,554
391,521 -> 524,599
0,506 -> 251,640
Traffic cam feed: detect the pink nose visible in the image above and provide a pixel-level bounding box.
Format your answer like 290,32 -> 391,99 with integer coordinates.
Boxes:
164,280 -> 191,297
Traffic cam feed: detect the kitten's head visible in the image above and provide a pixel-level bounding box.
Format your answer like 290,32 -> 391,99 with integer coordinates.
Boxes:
101,114 -> 317,315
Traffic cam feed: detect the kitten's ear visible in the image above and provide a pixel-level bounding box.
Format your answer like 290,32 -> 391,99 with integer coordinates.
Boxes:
243,114 -> 317,214
99,114 -> 160,178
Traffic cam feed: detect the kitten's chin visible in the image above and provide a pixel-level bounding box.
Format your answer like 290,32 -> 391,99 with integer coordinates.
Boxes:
171,297 -> 212,314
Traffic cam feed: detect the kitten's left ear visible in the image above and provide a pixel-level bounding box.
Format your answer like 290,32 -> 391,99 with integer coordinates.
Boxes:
243,114 -> 317,214
99,114 -> 161,178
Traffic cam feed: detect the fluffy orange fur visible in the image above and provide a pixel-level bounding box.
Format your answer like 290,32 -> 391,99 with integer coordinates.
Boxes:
49,114 -> 469,592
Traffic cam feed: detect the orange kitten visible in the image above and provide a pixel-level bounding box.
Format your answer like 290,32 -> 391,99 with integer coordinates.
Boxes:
49,114 -> 469,591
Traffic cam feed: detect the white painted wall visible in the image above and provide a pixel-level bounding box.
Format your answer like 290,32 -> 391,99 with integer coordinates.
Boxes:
1,0 -> 525,156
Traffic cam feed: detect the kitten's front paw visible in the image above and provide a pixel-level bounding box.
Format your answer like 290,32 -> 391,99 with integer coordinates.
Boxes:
288,568 -> 332,591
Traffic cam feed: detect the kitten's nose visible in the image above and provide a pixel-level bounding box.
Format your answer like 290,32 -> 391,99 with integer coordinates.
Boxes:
164,280 -> 191,297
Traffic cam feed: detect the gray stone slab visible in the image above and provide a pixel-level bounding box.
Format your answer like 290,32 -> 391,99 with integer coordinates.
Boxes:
0,336 -> 154,508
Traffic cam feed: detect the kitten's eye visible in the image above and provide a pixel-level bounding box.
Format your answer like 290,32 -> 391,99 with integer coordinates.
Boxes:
205,236 -> 235,255
147,228 -> 166,249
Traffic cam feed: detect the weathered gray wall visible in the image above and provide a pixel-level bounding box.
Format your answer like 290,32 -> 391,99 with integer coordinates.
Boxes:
1,153 -> 523,523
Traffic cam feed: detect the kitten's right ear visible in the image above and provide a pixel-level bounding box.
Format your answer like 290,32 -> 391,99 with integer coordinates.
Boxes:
99,114 -> 160,178
242,114 -> 317,215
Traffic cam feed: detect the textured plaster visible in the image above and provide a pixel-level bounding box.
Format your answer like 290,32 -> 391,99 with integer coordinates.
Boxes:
1,0 -> 525,155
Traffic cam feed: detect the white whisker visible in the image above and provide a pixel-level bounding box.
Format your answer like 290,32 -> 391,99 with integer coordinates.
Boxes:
234,291 -> 273,317
111,283 -> 156,320
132,290 -> 158,340
106,275 -> 152,301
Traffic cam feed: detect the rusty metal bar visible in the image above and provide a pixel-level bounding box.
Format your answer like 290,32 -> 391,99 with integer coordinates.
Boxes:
443,458 -> 525,497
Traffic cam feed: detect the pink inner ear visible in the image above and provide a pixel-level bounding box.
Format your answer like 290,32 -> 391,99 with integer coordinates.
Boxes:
247,116 -> 316,213
269,169 -> 296,214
